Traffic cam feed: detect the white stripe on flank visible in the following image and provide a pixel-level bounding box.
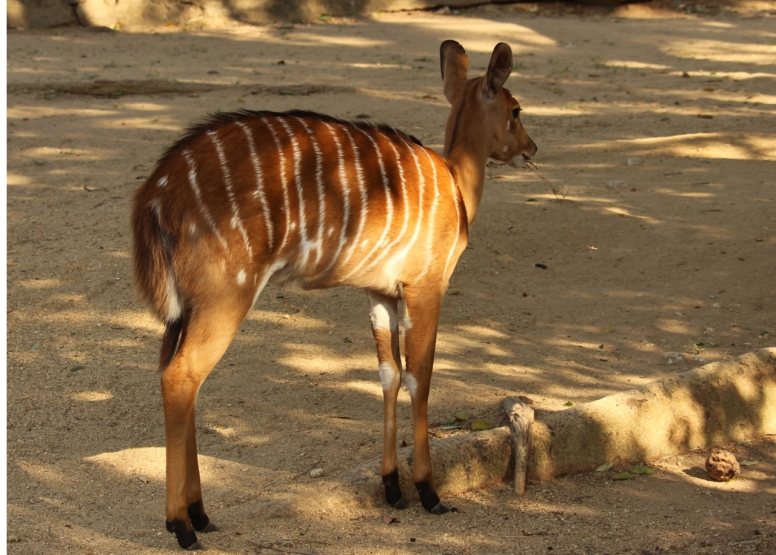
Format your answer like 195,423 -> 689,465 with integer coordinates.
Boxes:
395,139 -> 426,273
338,125 -> 368,269
262,118 -> 292,253
363,139 -> 409,272
236,121 -> 274,250
208,130 -> 253,259
321,123 -> 350,274
251,259 -> 287,309
296,116 -> 326,267
183,149 -> 228,250
279,118 -> 313,267
415,147 -> 440,281
442,166 -> 461,279
342,129 -> 393,280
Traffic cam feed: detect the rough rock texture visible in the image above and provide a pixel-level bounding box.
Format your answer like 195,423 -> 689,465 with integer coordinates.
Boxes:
339,349 -> 776,502
705,449 -> 741,482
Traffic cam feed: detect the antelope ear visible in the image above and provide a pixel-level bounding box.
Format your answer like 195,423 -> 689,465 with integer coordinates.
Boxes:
440,40 -> 469,104
484,42 -> 512,99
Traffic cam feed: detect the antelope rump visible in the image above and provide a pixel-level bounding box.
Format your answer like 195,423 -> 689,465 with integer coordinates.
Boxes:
132,40 -> 537,550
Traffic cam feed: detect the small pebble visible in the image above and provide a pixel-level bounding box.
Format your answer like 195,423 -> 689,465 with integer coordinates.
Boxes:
309,468 -> 324,478
627,157 -> 643,166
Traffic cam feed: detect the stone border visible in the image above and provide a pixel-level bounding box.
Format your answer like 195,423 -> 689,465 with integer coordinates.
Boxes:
337,348 -> 776,506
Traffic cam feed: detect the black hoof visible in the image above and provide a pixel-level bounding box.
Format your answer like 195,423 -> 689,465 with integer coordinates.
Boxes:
167,519 -> 199,550
429,502 -> 450,515
415,480 -> 444,513
188,503 -> 214,533
382,469 -> 404,507
391,497 -> 408,510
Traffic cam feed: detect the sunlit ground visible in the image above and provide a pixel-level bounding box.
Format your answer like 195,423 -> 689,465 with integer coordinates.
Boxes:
7,6 -> 776,554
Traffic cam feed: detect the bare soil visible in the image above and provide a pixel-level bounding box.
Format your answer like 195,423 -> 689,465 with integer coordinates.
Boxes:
7,2 -> 776,554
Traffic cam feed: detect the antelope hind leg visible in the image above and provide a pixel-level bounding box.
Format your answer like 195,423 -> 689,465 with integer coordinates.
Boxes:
402,285 -> 449,515
367,291 -> 407,509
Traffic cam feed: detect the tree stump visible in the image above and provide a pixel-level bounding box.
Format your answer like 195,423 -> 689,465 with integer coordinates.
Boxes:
503,396 -> 535,496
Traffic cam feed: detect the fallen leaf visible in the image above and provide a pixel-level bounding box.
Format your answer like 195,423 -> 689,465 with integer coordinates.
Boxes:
595,463 -> 613,472
740,460 -> 759,466
612,472 -> 633,480
470,419 -> 493,431
383,515 -> 399,525
631,466 -> 655,475
564,401 -> 574,407
455,411 -> 469,421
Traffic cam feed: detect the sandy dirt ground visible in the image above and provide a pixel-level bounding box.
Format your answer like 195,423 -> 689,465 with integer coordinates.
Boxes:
6,2 -> 776,554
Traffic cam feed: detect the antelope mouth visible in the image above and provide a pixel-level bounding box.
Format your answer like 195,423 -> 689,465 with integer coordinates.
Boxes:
506,154 -> 531,168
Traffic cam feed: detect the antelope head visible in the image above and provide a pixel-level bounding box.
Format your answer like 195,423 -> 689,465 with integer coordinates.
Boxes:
440,40 -> 537,168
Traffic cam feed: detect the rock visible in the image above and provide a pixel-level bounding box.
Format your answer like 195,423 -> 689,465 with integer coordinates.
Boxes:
606,180 -> 627,189
705,449 -> 740,482
309,467 -> 324,478
8,0 -> 77,29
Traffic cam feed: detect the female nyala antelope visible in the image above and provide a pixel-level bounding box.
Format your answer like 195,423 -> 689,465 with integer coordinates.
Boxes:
132,40 -> 536,549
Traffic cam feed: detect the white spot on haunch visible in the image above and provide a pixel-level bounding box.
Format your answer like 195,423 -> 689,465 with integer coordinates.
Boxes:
164,272 -> 182,322
237,269 -> 247,285
503,145 -> 509,153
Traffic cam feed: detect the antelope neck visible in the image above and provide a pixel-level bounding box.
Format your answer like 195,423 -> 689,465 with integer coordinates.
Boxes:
443,110 -> 490,227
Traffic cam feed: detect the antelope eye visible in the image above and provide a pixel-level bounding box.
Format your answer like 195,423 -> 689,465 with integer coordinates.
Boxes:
512,107 -> 521,119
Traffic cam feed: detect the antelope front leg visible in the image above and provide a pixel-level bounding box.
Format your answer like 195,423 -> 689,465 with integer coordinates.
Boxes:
367,292 -> 407,509
402,285 -> 449,515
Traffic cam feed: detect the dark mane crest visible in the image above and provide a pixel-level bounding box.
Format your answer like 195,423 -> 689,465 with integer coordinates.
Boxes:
157,109 -> 422,169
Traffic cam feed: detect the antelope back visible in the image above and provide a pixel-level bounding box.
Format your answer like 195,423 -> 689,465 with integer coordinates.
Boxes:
132,110 -> 467,320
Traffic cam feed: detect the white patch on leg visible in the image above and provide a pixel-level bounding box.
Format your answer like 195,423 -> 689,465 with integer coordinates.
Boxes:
378,362 -> 400,392
370,296 -> 397,331
404,373 -> 418,400
237,269 -> 247,285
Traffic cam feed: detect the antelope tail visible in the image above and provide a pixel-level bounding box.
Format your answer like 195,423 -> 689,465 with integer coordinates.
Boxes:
131,187 -> 184,370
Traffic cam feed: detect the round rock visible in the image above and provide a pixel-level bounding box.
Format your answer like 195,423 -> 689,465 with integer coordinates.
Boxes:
705,449 -> 740,482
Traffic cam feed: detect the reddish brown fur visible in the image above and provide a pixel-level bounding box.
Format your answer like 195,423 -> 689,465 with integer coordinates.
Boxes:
132,41 -> 536,549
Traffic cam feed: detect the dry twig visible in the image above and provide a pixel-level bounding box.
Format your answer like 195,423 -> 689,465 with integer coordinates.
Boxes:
524,161 -> 597,251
